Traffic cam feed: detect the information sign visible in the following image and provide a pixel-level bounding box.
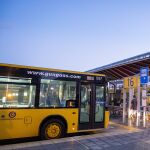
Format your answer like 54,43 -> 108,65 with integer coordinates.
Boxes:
140,67 -> 149,84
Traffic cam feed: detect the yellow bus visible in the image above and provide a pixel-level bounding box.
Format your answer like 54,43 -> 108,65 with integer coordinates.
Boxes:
0,63 -> 109,140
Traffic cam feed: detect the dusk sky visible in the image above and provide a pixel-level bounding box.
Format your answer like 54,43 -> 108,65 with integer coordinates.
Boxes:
0,0 -> 150,71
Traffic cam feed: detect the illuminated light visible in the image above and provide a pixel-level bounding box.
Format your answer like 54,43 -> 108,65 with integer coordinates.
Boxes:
137,112 -> 140,117
7,94 -> 12,97
15,93 -> 18,96
2,97 -> 6,103
50,87 -> 54,90
24,92 -> 28,96
72,127 -> 75,131
41,94 -> 45,97
88,89 -> 91,92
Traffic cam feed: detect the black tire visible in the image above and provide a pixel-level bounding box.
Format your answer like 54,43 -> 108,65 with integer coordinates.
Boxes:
40,119 -> 66,140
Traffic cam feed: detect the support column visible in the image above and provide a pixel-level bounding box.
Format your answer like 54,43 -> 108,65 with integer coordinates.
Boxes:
136,85 -> 141,126
142,85 -> 147,128
128,88 -> 134,126
123,88 -> 126,123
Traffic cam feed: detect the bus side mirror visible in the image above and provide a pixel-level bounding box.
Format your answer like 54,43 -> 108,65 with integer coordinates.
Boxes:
66,100 -> 77,108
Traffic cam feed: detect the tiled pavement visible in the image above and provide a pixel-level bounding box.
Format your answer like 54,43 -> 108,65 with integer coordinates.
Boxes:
1,123 -> 150,150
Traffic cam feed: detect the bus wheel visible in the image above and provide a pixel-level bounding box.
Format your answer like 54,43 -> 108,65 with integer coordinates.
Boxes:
40,119 -> 65,140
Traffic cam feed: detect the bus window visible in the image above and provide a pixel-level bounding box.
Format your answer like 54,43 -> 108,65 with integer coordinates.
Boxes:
0,84 -> 36,108
80,84 -> 91,123
0,76 -> 31,83
95,86 -> 105,122
39,79 -> 76,108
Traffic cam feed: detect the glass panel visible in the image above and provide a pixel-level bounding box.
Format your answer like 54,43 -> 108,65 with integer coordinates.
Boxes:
39,79 -> 76,108
0,84 -> 36,108
80,84 -> 91,123
95,86 -> 105,122
0,76 -> 31,83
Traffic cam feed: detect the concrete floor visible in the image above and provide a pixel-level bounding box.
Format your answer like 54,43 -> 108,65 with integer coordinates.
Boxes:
0,122 -> 150,150
1,122 -> 150,150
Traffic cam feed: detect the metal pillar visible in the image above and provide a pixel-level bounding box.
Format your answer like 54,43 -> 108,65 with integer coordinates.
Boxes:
142,85 -> 147,128
123,88 -> 126,123
136,85 -> 141,126
143,106 -> 146,127
128,88 -> 134,126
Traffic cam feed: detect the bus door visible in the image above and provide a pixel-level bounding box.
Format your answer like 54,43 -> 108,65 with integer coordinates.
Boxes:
79,82 -> 105,130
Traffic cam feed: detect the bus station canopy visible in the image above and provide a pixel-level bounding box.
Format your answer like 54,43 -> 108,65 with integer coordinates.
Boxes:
88,52 -> 150,80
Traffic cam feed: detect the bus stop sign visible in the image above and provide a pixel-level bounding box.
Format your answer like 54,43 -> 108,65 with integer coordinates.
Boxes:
140,67 -> 149,84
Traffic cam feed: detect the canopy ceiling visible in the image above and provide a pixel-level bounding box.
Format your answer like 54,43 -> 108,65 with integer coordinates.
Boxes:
88,52 -> 150,80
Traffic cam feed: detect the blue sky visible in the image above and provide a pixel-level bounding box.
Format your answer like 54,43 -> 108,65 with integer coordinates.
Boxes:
0,0 -> 150,71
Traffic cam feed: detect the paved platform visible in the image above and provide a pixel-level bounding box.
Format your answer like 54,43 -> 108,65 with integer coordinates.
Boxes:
1,122 -> 150,150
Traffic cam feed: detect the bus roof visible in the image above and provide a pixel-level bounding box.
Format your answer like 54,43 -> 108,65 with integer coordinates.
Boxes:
0,63 -> 105,77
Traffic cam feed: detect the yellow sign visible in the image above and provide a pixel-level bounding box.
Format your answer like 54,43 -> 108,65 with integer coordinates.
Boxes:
124,76 -> 140,88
